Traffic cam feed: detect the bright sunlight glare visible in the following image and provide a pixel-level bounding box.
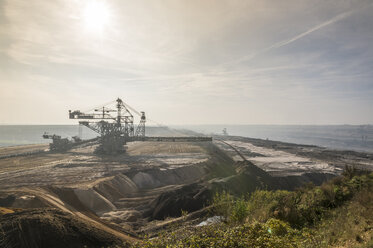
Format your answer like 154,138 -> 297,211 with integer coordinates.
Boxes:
83,0 -> 111,34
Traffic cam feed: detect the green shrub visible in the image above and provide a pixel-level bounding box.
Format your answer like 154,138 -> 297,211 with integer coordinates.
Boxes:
342,165 -> 358,179
231,197 -> 248,223
211,190 -> 234,220
247,190 -> 292,222
132,172 -> 373,248
265,218 -> 291,236
132,222 -> 302,248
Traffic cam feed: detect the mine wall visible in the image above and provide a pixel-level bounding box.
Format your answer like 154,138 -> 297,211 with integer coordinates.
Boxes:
0,141 -> 346,237
4,161 -> 339,223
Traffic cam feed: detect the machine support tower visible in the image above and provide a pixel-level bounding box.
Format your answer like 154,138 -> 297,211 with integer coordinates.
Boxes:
69,98 -> 145,154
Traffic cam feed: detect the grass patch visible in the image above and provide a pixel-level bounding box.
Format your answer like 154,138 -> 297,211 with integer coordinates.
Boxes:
132,169 -> 373,247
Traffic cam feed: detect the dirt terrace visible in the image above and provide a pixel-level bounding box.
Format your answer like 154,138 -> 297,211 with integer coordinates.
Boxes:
2,136 -> 373,246
0,141 -> 210,189
215,136 -> 373,177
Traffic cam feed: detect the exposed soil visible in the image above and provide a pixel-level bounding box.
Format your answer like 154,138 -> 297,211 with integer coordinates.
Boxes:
215,136 -> 373,176
1,135 -> 373,247
0,208 -> 127,248
0,144 -> 48,157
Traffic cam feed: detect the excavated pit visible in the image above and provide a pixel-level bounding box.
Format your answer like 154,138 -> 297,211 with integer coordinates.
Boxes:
60,163 -> 211,218
2,136 -> 373,244
0,141 -> 231,233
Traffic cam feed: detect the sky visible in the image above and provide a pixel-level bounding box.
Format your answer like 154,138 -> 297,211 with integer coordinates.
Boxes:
0,0 -> 372,125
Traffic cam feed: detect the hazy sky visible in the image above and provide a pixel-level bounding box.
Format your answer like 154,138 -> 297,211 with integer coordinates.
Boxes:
1,0 -> 372,125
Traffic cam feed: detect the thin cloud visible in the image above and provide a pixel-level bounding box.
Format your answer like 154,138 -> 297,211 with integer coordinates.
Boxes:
225,4 -> 372,66
265,10 -> 355,50
1,0 -> 373,124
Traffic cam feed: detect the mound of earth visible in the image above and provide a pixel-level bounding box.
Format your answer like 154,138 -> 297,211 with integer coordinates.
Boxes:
0,208 -> 128,248
147,161 -> 276,220
201,161 -> 273,198
147,183 -> 212,220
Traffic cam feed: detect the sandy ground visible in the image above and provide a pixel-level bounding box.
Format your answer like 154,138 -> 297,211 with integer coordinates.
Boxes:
215,136 -> 373,177
224,140 -> 339,176
0,144 -> 48,157
0,140 -> 214,243
2,136 -> 373,244
2,137 -> 372,191
0,141 -> 210,189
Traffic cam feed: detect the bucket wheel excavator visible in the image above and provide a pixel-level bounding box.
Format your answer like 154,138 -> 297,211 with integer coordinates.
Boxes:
69,98 -> 145,154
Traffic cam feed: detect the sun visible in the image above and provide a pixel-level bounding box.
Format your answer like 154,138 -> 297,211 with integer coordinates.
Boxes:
83,0 -> 111,34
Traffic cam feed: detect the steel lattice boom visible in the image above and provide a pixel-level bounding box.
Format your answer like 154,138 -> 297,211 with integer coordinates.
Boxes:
69,98 -> 146,154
